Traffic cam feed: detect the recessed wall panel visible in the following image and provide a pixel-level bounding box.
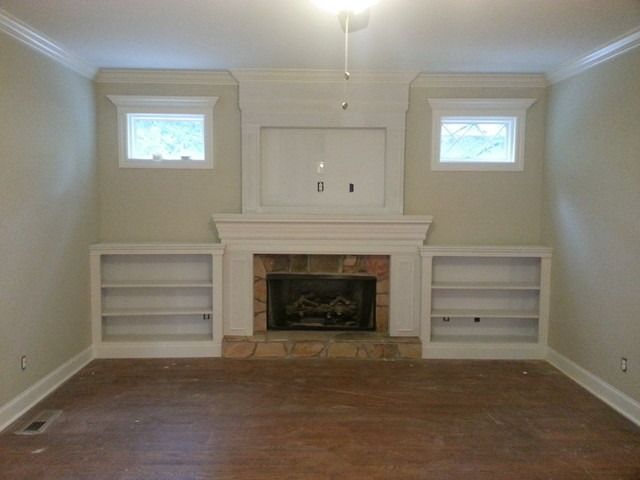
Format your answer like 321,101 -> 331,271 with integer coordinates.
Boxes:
260,127 -> 386,208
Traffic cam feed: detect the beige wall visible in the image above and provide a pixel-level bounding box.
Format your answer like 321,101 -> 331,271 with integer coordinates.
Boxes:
405,86 -> 547,244
543,49 -> 640,401
0,34 -> 97,405
96,82 -> 546,245
95,83 -> 241,242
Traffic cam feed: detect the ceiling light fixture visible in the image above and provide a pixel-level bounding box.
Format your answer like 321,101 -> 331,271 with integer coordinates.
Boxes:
311,0 -> 381,14
312,0 -> 382,110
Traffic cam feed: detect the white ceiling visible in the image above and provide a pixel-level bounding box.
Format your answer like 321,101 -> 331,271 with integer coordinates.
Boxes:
1,0 -> 639,73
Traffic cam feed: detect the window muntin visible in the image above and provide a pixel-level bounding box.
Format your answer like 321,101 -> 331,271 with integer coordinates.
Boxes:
439,117 -> 515,164
428,98 -> 535,171
107,95 -> 218,169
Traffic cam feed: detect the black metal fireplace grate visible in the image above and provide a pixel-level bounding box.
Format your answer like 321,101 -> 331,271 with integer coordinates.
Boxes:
267,273 -> 376,331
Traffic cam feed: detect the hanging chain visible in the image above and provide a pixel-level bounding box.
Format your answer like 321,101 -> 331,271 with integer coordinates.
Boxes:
341,13 -> 350,110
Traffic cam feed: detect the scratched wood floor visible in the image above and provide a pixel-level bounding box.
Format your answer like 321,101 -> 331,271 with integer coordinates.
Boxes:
1,359 -> 639,480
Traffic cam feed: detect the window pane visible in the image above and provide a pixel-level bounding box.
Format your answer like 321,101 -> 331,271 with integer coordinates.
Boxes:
440,119 -> 513,163
128,114 -> 205,161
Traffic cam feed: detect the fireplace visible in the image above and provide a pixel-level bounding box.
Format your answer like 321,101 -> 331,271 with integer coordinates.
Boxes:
253,254 -> 391,334
267,273 -> 376,331
213,214 -> 432,339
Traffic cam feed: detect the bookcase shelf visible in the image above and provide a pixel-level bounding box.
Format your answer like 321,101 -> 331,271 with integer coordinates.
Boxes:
431,281 -> 540,291
102,282 -> 214,288
430,309 -> 540,319
101,308 -> 214,317
421,246 -> 551,359
90,244 -> 224,358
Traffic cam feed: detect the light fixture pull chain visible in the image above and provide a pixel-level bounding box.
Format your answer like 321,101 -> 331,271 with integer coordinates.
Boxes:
342,13 -> 350,110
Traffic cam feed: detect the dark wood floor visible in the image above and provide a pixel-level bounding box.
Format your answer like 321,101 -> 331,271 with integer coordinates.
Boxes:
1,359 -> 639,480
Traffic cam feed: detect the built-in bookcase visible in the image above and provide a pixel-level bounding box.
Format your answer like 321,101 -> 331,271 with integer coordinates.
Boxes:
420,246 -> 551,359
90,244 -> 224,358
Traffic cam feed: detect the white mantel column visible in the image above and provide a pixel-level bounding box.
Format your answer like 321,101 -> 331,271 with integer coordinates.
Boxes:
389,253 -> 422,336
222,249 -> 254,337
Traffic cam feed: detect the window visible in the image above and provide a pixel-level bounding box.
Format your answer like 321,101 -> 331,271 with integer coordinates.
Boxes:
108,95 -> 218,169
428,98 -> 535,171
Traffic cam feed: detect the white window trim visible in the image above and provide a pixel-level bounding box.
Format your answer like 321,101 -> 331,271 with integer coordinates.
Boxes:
107,95 -> 219,169
428,98 -> 536,172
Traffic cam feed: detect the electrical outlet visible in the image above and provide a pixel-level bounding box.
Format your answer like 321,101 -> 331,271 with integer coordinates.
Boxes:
20,355 -> 27,371
621,357 -> 628,373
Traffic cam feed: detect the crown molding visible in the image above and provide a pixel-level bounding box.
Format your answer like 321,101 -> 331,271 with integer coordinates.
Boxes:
427,97 -> 537,110
231,69 -> 419,85
547,26 -> 640,85
412,73 -> 548,89
95,69 -> 237,85
0,8 -> 96,79
107,95 -> 219,108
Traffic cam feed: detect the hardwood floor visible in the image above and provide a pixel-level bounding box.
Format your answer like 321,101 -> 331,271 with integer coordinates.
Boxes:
1,359 -> 639,479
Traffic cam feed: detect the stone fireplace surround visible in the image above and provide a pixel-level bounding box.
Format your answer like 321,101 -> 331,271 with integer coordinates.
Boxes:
254,254 -> 390,333
212,214 -> 433,351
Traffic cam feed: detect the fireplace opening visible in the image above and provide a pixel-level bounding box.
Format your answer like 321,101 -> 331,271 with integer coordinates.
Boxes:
267,273 -> 376,331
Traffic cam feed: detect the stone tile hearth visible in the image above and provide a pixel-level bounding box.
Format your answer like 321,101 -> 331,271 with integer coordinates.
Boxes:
222,331 -> 421,360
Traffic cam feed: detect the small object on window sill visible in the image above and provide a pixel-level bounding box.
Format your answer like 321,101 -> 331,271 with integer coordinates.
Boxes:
181,155 -> 191,161
152,154 -> 163,161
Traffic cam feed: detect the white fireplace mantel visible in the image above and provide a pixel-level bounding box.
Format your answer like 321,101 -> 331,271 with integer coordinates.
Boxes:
213,214 -> 432,252
212,214 -> 432,338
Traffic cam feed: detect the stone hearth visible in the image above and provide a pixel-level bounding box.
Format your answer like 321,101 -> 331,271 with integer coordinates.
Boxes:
223,331 -> 421,360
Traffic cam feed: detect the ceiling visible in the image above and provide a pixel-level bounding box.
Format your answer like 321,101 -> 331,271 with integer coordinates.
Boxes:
1,0 -> 639,73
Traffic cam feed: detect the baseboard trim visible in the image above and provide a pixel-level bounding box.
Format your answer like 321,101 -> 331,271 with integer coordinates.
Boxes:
423,343 -> 546,360
547,348 -> 640,427
94,342 -> 221,359
0,346 -> 94,432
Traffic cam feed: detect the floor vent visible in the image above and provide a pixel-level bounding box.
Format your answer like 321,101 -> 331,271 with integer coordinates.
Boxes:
15,410 -> 62,435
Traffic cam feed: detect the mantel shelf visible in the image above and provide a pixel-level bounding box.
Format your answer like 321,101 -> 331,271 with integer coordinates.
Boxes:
212,214 -> 433,249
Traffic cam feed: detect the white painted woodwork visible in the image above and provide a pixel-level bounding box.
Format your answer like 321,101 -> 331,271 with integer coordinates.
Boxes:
389,254 -> 422,336
233,70 -> 413,215
547,348 -> 640,427
412,74 -> 548,89
4,2 -> 639,76
223,252 -> 254,337
547,26 -> 640,84
428,98 -> 536,172
213,214 -> 432,337
107,95 -> 218,170
0,347 -> 94,433
260,127 -> 386,209
420,246 -> 552,359
0,7 -> 96,78
90,244 -> 224,358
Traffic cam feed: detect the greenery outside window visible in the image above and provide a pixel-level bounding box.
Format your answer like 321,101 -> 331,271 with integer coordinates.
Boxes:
428,98 -> 535,171
108,95 -> 218,169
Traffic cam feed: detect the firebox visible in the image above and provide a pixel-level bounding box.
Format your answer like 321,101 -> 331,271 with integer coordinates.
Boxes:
267,273 -> 376,331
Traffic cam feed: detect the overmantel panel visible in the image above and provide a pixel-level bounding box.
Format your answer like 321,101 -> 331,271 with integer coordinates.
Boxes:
234,70 -> 414,215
